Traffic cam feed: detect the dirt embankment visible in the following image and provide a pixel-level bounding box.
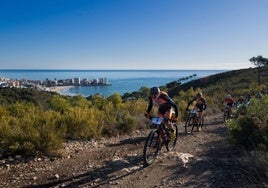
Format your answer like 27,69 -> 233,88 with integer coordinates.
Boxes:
0,114 -> 256,188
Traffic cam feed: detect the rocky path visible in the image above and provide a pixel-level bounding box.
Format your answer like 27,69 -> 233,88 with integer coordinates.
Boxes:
0,115 -> 253,188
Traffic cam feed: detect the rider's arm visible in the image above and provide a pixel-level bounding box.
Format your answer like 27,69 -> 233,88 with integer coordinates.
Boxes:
164,95 -> 179,118
231,98 -> 235,106
146,96 -> 153,114
187,98 -> 195,109
172,103 -> 179,118
202,98 -> 207,110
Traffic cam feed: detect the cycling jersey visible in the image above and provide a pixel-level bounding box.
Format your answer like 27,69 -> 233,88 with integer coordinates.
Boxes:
224,98 -> 235,107
147,91 -> 178,119
188,96 -> 207,112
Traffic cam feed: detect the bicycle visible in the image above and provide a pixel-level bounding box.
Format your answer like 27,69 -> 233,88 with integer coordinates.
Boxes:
185,108 -> 203,134
223,106 -> 231,123
223,105 -> 237,123
143,116 -> 178,166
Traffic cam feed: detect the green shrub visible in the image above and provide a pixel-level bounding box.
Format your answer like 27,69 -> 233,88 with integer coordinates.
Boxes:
69,95 -> 92,108
7,102 -> 36,118
116,111 -> 137,133
49,95 -> 71,113
63,107 -> 104,139
228,95 -> 268,151
33,110 -> 64,154
107,93 -> 122,109
121,99 -> 147,116
0,106 -> 64,156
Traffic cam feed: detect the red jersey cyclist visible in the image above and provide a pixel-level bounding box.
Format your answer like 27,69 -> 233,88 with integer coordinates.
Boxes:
145,87 -> 179,140
186,92 -> 207,130
222,94 -> 235,115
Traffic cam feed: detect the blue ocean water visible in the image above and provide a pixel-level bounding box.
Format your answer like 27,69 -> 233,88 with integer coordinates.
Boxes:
0,70 -> 227,97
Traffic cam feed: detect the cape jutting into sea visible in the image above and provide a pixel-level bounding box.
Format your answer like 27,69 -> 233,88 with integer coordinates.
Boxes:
0,69 -> 227,97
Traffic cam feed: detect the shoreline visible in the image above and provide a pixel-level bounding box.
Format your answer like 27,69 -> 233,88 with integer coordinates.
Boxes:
49,86 -> 74,95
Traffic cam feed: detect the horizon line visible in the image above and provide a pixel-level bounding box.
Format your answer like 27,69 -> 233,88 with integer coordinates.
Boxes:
0,68 -> 231,71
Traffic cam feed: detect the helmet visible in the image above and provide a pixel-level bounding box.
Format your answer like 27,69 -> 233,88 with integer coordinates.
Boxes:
227,94 -> 231,99
150,87 -> 160,97
196,92 -> 202,97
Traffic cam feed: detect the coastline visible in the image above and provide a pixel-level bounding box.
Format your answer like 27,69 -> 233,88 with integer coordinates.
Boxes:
49,86 -> 74,95
1,70 -> 226,97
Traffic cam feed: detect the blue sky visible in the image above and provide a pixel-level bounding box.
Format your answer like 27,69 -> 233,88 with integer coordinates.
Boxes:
0,0 -> 267,70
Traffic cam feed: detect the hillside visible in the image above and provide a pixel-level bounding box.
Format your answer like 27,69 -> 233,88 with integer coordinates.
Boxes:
168,66 -> 268,98
0,66 -> 267,187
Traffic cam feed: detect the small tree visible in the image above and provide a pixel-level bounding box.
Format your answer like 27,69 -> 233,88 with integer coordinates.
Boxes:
107,93 -> 122,109
249,55 -> 268,85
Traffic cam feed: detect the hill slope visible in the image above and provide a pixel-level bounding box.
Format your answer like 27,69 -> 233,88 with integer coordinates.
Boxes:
1,114 -> 261,187
168,66 -> 268,98
0,66 -> 267,187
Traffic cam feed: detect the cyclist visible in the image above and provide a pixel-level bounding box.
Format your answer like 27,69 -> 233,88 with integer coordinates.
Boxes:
222,94 -> 235,116
186,92 -> 207,130
256,92 -> 263,99
145,86 -> 179,141
236,95 -> 245,108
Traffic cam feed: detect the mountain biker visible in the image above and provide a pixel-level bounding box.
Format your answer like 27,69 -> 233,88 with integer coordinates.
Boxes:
256,92 -> 263,99
186,92 -> 207,130
222,94 -> 235,115
145,86 -> 179,141
236,96 -> 245,108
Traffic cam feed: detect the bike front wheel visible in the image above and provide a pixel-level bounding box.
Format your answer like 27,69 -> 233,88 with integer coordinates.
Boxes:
185,117 -> 195,134
223,111 -> 228,123
143,129 -> 160,166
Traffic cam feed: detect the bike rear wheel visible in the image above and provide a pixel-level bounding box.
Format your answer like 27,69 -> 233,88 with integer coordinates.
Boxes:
185,117 -> 195,134
166,123 -> 178,151
143,129 -> 160,166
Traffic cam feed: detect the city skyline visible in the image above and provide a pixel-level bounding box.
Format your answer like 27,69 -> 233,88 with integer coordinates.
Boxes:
1,0 -> 268,70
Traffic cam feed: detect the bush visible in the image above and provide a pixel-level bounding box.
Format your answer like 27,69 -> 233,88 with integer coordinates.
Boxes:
49,95 -> 71,113
0,105 -> 64,156
228,95 -> 268,151
237,150 -> 268,186
117,111 -> 138,133
63,107 -> 104,139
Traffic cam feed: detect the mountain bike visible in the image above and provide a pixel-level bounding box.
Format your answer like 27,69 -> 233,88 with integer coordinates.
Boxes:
185,108 -> 203,134
223,105 -> 237,123
143,116 -> 178,166
223,106 -> 231,123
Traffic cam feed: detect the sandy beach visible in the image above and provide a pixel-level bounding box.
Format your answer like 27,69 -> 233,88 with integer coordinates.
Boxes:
48,86 -> 74,95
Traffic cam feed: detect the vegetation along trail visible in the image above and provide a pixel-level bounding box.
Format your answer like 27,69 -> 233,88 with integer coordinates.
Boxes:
0,64 -> 267,187
0,114 -> 255,188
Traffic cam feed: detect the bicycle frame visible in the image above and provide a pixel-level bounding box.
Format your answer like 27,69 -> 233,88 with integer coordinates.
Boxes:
185,109 -> 201,134
151,117 -> 168,143
143,116 -> 178,166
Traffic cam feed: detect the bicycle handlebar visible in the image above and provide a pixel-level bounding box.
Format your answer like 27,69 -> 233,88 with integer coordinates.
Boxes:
144,114 -> 178,123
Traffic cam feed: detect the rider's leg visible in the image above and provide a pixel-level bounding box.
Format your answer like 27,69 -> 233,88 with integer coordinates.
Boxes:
200,111 -> 204,125
227,104 -> 232,116
163,110 -> 173,130
164,111 -> 175,140
198,111 -> 203,131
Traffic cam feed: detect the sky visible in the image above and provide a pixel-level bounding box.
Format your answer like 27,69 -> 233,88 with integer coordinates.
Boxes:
0,0 -> 268,70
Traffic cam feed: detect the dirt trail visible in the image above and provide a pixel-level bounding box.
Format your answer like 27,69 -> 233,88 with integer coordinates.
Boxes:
0,114 -> 250,188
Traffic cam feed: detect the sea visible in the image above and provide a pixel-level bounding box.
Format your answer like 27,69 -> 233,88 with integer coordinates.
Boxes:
0,70 -> 227,97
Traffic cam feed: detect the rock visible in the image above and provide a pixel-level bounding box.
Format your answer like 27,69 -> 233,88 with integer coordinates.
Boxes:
55,174 -> 60,179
